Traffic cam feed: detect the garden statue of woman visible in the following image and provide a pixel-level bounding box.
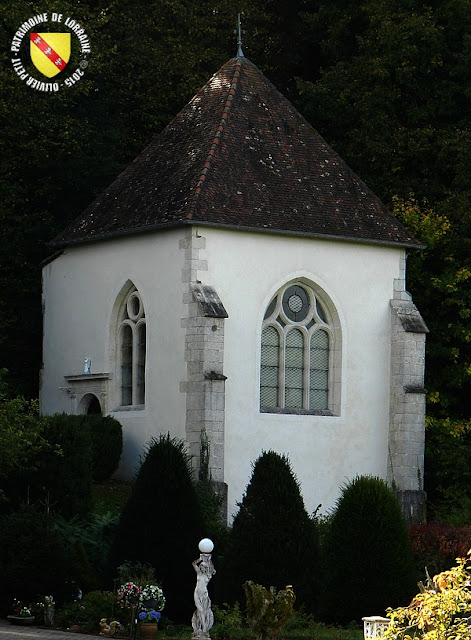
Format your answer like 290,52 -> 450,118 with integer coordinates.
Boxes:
191,548 -> 216,640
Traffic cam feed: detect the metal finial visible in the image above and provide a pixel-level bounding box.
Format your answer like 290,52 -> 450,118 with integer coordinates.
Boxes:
236,13 -> 244,58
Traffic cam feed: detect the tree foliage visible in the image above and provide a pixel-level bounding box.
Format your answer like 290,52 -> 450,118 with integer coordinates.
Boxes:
0,370 -> 55,503
296,0 -> 470,420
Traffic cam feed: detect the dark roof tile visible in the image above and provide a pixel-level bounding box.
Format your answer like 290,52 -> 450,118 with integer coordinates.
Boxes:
52,57 -> 422,249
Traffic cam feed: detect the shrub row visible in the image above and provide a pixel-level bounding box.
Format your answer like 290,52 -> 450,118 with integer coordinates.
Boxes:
110,442 -> 418,627
3,413 -> 123,517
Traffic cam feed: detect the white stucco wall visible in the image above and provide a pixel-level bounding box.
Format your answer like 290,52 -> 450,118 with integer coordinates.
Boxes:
42,223 -> 406,521
41,229 -> 188,477
190,226 -> 405,519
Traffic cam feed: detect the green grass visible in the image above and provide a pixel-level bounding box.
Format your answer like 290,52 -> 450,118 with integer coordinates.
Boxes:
91,480 -> 132,516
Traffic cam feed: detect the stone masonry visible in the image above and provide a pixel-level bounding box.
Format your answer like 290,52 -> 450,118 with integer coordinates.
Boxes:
180,229 -> 228,513
388,278 -> 428,523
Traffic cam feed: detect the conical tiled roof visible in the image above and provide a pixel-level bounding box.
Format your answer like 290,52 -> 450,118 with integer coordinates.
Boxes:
52,57 -> 422,248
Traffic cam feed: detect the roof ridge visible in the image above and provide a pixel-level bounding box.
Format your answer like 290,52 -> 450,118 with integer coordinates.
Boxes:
186,59 -> 243,220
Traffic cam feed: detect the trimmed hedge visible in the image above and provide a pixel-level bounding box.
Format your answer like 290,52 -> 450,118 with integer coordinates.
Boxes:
87,414 -> 123,482
108,435 -> 204,622
4,413 -> 123,518
223,450 -> 320,612
320,475 -> 418,624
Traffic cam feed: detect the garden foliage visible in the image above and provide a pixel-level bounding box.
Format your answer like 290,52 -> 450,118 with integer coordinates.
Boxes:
244,581 -> 296,640
108,434 -> 203,622
88,414 -> 124,483
384,550 -> 471,640
34,413 -> 94,518
409,521 -> 471,576
0,375 -> 54,506
0,386 -> 124,612
54,589 -> 122,633
1,410 -> 123,517
223,450 -> 320,612
0,506 -> 73,614
195,428 -> 229,553
424,417 -> 471,524
320,475 -> 418,624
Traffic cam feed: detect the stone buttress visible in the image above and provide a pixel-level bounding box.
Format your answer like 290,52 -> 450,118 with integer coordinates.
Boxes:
180,228 -> 228,516
388,275 -> 429,523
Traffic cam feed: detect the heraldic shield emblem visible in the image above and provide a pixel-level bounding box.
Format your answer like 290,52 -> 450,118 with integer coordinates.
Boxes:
30,33 -> 71,78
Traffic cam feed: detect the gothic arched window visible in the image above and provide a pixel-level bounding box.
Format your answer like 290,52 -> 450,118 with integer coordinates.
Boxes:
260,282 -> 336,413
118,287 -> 146,406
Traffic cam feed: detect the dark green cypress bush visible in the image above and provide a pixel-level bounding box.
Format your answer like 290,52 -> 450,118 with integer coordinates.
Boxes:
108,434 -> 204,622
223,450 -> 320,612
319,475 -> 418,624
87,415 -> 123,482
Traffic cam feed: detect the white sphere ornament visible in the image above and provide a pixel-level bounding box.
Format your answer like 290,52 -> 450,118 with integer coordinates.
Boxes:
198,538 -> 214,553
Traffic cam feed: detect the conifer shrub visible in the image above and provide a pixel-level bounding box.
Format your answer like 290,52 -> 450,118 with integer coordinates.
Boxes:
319,475 -> 418,624
222,450 -> 320,612
108,434 -> 204,622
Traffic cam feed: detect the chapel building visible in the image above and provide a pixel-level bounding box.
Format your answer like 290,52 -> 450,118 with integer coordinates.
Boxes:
40,51 -> 428,522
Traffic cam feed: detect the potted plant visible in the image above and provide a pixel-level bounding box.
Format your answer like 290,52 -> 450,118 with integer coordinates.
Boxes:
138,584 -> 165,639
117,580 -> 141,634
7,599 -> 35,625
138,609 -> 162,638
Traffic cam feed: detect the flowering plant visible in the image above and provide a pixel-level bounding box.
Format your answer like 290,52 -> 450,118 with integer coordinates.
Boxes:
140,584 -> 165,612
11,598 -> 32,617
138,609 -> 162,623
117,581 -> 141,609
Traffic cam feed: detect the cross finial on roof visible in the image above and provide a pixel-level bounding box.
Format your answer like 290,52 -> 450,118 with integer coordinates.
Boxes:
236,13 -> 244,58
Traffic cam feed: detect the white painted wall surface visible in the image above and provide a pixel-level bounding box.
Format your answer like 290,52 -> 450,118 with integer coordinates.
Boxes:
42,223 -> 406,521
191,226 -> 404,519
41,229 -> 188,478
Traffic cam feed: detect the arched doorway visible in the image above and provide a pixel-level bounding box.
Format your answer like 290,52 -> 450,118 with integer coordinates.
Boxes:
78,393 -> 102,415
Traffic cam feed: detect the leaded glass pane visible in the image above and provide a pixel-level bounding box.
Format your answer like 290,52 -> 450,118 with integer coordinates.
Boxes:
261,283 -> 334,414
309,329 -> 329,410
310,370 -> 328,388
121,324 -> 133,406
316,299 -> 327,323
310,390 -> 328,411
136,323 -> 146,404
264,297 -> 277,320
261,326 -> 279,407
285,329 -> 304,408
311,329 -> 329,350
260,385 -> 278,408
282,286 -> 310,322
